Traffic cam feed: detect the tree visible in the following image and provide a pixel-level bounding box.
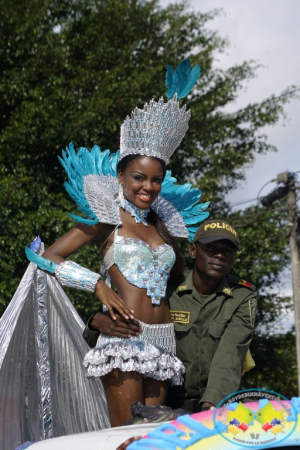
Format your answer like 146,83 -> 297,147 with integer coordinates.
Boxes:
241,331 -> 297,398
0,0 -> 298,395
230,202 -> 297,397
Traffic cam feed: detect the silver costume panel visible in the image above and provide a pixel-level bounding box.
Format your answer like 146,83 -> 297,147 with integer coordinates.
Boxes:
35,267 -> 53,439
0,258 -> 109,450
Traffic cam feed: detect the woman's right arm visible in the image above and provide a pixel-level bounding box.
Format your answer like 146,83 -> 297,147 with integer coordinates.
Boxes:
42,224 -> 135,321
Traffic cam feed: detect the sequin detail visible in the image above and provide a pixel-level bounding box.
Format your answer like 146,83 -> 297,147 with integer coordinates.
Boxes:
83,321 -> 185,385
114,229 -> 176,305
55,261 -> 101,292
119,198 -> 150,226
120,95 -> 190,164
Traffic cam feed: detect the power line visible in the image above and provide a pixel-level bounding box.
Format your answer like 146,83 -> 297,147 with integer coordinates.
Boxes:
226,205 -> 293,228
229,197 -> 259,207
228,178 -> 278,208
228,173 -> 300,209
256,179 -> 276,201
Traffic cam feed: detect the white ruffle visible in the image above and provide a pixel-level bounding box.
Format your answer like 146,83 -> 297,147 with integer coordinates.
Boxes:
83,340 -> 185,385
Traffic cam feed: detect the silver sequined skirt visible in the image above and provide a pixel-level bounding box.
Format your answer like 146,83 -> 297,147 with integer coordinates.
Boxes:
83,321 -> 185,385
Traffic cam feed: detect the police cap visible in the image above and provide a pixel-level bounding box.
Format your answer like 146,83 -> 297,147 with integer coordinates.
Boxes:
193,219 -> 240,250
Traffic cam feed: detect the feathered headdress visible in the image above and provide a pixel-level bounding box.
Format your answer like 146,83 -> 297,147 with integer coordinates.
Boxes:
119,58 -> 201,164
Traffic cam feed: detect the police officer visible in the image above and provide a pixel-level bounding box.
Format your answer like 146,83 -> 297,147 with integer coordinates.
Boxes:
165,219 -> 256,412
83,219 -> 257,412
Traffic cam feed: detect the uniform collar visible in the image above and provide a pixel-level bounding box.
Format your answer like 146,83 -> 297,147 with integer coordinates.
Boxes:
175,271 -> 233,297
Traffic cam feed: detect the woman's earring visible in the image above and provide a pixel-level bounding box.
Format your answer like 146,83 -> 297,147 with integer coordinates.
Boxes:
118,184 -> 125,208
156,196 -> 159,214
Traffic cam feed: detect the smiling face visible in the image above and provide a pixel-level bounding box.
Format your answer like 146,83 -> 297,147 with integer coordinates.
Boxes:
189,239 -> 236,280
118,156 -> 164,209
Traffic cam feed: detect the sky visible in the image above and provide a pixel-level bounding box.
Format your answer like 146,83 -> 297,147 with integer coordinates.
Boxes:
161,0 -> 300,327
161,0 -> 299,207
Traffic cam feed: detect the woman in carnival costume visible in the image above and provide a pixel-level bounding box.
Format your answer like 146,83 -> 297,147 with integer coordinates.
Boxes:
25,59 -> 209,427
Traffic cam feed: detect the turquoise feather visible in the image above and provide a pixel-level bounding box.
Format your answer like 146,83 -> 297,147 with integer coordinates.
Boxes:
58,143 -> 120,225
166,58 -> 201,100
160,171 -> 209,241
25,247 -> 57,273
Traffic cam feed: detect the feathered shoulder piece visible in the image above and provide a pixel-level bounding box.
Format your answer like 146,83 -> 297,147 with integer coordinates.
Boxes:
60,143 -> 209,241
58,143 -> 121,226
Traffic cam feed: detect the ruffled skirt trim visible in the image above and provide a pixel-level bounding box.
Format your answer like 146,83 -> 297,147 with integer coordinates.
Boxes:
83,340 -> 185,385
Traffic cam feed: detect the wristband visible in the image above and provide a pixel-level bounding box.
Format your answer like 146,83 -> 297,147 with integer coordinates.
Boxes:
26,246 -> 101,292
55,261 -> 101,292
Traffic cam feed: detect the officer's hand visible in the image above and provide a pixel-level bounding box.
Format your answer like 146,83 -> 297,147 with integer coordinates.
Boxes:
201,402 -> 215,411
90,311 -> 142,338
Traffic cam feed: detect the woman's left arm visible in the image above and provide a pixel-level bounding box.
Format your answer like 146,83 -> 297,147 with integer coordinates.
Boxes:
43,223 -> 96,262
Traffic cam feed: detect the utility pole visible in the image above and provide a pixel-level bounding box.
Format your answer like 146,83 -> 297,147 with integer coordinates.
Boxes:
261,172 -> 300,395
287,178 -> 300,396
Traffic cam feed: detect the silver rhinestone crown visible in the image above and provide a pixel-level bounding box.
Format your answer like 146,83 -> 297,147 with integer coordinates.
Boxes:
120,94 -> 191,164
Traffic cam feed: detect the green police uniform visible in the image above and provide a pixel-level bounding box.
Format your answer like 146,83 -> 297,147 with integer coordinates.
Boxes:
166,270 -> 257,410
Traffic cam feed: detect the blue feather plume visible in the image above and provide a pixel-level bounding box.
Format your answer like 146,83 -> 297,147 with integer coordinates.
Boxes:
58,143 -> 119,225
160,171 -> 209,241
25,247 -> 57,273
166,58 -> 201,100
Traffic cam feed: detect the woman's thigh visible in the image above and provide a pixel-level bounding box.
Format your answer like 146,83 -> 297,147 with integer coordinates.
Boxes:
101,369 -> 144,427
144,377 -> 169,406
101,371 -> 170,427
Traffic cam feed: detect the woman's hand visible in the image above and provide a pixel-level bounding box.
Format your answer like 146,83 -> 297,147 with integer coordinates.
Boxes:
95,280 -> 135,321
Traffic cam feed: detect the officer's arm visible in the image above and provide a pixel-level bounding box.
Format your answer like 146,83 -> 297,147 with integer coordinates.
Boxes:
200,291 -> 257,407
82,314 -> 101,348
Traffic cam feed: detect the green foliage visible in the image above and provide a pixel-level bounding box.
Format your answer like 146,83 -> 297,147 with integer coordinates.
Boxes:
0,0 -> 298,395
229,203 -> 292,327
214,204 -> 296,395
241,330 -> 298,398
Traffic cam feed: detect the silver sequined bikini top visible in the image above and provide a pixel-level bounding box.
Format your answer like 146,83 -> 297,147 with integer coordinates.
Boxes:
103,229 -> 176,305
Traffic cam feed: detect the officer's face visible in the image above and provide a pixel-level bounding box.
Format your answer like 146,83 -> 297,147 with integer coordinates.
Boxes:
189,239 -> 236,279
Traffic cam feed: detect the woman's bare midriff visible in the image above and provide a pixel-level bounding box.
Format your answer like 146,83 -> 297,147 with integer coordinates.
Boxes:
108,264 -> 172,325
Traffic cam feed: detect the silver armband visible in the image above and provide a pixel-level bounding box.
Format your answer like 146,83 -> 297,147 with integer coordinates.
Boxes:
55,261 -> 101,292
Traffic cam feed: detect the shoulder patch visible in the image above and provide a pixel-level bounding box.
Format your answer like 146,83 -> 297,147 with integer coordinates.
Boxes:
249,298 -> 257,327
178,285 -> 188,291
222,287 -> 232,295
238,279 -> 256,290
